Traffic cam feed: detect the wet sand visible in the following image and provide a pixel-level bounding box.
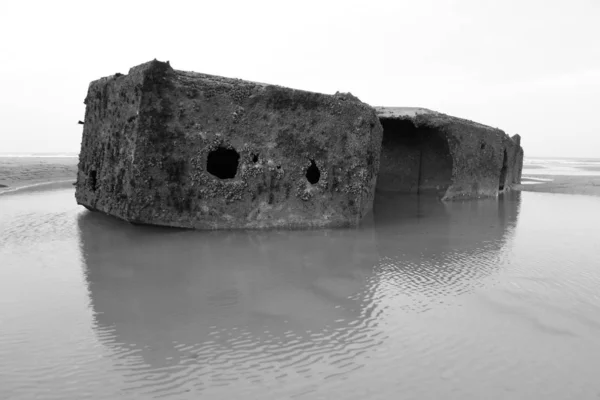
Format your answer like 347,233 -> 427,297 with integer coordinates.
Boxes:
579,165 -> 600,172
516,174 -> 600,197
0,157 -> 78,194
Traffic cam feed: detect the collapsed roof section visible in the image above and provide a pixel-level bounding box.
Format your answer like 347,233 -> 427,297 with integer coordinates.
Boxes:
375,107 -> 524,200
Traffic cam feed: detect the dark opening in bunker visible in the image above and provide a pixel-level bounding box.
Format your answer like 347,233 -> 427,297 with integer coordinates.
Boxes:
499,150 -> 508,191
89,170 -> 97,191
207,147 -> 240,179
376,119 -> 453,197
306,159 -> 320,184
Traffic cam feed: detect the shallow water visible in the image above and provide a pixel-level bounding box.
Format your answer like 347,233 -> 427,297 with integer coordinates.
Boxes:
2,189 -> 600,399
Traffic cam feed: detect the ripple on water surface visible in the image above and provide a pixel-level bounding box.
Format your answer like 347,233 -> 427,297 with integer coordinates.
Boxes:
2,189 -> 600,399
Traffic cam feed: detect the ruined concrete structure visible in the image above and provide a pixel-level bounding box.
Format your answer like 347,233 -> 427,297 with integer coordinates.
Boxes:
76,60 -> 382,229
76,60 -> 524,229
375,107 -> 524,200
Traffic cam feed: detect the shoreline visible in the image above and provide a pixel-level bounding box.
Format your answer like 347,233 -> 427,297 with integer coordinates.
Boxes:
0,179 -> 76,196
0,157 -> 78,195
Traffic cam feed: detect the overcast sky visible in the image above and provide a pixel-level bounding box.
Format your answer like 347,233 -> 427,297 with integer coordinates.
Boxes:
1,0 -> 598,157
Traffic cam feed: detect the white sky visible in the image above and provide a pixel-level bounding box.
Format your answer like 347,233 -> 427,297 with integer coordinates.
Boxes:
1,0 -> 599,157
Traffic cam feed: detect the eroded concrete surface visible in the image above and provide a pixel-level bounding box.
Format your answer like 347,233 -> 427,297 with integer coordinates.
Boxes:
75,60 -> 382,229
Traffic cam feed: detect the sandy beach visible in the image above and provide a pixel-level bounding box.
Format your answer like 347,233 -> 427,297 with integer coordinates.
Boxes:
0,157 -> 78,194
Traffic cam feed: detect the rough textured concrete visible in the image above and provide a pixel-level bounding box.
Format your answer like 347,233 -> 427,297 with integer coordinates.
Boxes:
75,60 -> 382,229
375,107 -> 524,200
510,134 -> 524,185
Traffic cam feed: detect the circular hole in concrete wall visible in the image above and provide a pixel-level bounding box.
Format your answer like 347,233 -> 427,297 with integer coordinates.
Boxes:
305,159 -> 320,184
207,147 -> 240,179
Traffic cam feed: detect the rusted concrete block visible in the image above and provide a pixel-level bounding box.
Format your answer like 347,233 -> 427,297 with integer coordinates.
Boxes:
375,107 -> 524,200
75,60 -> 382,229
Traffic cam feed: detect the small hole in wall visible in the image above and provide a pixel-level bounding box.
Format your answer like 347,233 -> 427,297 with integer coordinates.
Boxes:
252,154 -> 259,163
481,143 -> 486,150
305,159 -> 320,184
207,147 -> 240,179
89,170 -> 97,191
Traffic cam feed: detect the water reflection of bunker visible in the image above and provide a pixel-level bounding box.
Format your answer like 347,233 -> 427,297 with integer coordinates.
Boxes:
78,212 -> 382,389
78,192 -> 520,393
372,191 -> 521,309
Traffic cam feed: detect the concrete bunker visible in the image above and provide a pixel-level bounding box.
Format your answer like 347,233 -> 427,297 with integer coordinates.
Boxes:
75,61 -> 524,230
377,118 -> 453,197
75,60 -> 383,230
